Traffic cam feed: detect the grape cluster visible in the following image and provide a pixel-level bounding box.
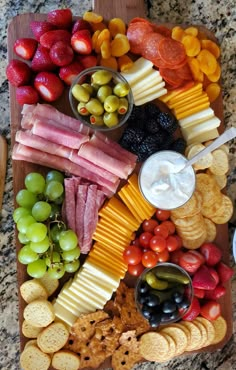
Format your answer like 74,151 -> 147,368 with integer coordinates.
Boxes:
13,170 -> 80,279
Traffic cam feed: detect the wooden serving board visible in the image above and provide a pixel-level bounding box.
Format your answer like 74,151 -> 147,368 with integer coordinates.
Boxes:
8,0 -> 233,367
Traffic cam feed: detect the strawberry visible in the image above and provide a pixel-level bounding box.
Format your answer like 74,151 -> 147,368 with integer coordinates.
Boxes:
49,41 -> 74,67
71,30 -> 93,55
216,262 -> 234,284
6,59 -> 32,87
59,61 -> 84,85
193,287 -> 205,299
200,300 -> 221,321
208,267 -> 220,286
188,250 -> 205,265
78,54 -> 98,69
182,296 -> 200,321
72,19 -> 92,34
200,242 -> 222,266
31,46 -> 56,72
192,265 -> 217,290
13,38 -> 38,60
169,249 -> 184,265
179,250 -> 202,274
16,85 -> 39,105
204,285 -> 226,300
40,30 -> 71,49
34,72 -> 64,102
47,8 -> 73,29
30,21 -> 56,41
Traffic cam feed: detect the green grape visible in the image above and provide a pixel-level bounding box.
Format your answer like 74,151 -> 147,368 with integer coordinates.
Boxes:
47,264 -> 65,279
17,215 -> 36,234
25,172 -> 46,194
30,236 -> 50,254
54,194 -> 65,205
59,229 -> 78,251
18,232 -> 30,244
62,247 -> 81,262
50,223 -> 66,243
64,260 -> 80,273
13,207 -> 31,223
44,181 -> 64,201
26,222 -> 47,242
49,204 -> 61,220
18,244 -> 39,264
46,170 -> 64,184
31,201 -> 51,222
16,189 -> 37,208
27,259 -> 47,278
45,252 -> 61,267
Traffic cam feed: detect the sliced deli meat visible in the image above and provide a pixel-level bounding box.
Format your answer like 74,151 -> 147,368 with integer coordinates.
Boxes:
75,183 -> 88,249
82,184 -> 98,254
64,178 -> 76,232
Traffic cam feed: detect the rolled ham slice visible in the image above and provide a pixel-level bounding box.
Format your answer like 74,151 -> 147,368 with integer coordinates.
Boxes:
12,143 -> 119,196
78,142 -> 134,179
32,119 -> 89,149
15,130 -> 72,158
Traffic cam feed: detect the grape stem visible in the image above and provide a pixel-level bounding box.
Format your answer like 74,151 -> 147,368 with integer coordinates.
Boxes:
47,219 -> 66,266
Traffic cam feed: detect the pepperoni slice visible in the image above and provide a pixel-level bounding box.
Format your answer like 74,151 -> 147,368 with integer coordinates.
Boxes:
129,17 -> 151,25
159,67 -> 185,87
175,62 -> 193,80
158,38 -> 186,65
152,25 -> 172,38
141,32 -> 165,60
127,22 -> 153,54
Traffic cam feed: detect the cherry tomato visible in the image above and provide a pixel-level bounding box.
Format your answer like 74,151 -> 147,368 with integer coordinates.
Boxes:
128,262 -> 145,276
153,224 -> 169,239
157,248 -> 170,262
123,246 -> 143,265
139,232 -> 153,248
170,249 -> 184,264
161,220 -> 175,235
142,219 -> 159,233
166,235 -> 179,252
174,234 -> 182,249
142,250 -> 158,268
150,235 -> 166,253
131,238 -> 141,247
155,209 -> 171,221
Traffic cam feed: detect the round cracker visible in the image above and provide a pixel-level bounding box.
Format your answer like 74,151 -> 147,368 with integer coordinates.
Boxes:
139,332 -> 170,361
211,316 -> 227,345
191,318 -> 208,349
170,322 -> 191,345
182,228 -> 207,249
157,333 -> 177,362
171,193 -> 200,219
160,325 -> 188,356
209,149 -> 229,176
211,195 -> 233,224
194,317 -> 215,347
204,217 -> 217,242
181,321 -> 202,351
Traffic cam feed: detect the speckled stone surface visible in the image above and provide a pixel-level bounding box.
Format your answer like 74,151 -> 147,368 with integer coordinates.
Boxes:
0,1 -> 235,369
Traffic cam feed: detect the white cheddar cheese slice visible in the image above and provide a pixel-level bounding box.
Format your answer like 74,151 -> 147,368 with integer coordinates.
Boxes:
178,108 -> 214,128
187,128 -> 219,145
53,301 -> 77,327
182,116 -> 221,141
69,284 -> 105,309
73,276 -> 112,301
60,287 -> 99,311
133,81 -> 166,100
83,260 -> 121,287
77,271 -> 115,297
121,57 -> 153,86
81,267 -> 120,291
135,88 -> 167,106
57,296 -> 83,317
132,73 -> 162,96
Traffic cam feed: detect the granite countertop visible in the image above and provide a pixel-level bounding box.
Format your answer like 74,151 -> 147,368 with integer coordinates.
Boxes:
0,1 -> 235,369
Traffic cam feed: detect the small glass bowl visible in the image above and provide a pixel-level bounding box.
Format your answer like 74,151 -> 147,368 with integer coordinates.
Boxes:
135,262 -> 193,327
69,66 -> 133,132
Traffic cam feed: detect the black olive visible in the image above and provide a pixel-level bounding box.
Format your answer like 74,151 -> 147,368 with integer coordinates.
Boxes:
172,291 -> 183,304
177,297 -> 191,310
162,300 -> 177,314
161,313 -> 172,323
138,293 -> 148,305
169,310 -> 179,321
138,281 -> 149,294
149,312 -> 162,327
146,293 -> 160,308
141,304 -> 153,319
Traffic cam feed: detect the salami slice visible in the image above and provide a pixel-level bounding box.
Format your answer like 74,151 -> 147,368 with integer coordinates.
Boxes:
64,178 -> 76,232
175,63 -> 193,80
152,25 -> 172,38
158,38 -> 186,66
159,67 -> 185,87
141,32 -> 165,60
127,21 -> 153,54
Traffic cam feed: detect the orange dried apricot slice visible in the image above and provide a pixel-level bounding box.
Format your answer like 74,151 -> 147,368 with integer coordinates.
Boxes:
99,56 -> 118,70
108,18 -> 126,37
83,11 -> 103,24
207,62 -> 221,82
182,35 -> 201,57
185,26 -> 198,37
117,55 -> 134,72
201,39 -> 221,59
100,39 -> 111,59
90,22 -> 107,32
197,49 -> 217,75
171,26 -> 186,41
187,58 -> 204,82
92,30 -> 100,50
205,82 -> 221,102
111,34 -> 130,57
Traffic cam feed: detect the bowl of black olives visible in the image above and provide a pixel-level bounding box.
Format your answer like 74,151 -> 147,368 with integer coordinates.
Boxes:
69,66 -> 133,131
135,263 -> 193,328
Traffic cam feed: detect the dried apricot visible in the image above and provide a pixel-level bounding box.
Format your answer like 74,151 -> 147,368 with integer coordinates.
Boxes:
185,26 -> 198,37
90,22 -> 107,32
207,62 -> 221,82
201,39 -> 220,59
205,82 -> 221,102
197,49 -> 217,75
95,29 -> 111,53
172,26 -> 186,42
101,39 -> 111,59
182,35 -> 201,57
108,18 -> 126,37
117,55 -> 134,72
83,11 -> 103,24
187,58 -> 204,82
99,56 -> 118,70
92,30 -> 100,50
111,34 -> 130,57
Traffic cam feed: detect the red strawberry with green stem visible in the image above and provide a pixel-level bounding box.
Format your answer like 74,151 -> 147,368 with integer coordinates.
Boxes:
6,59 -> 32,87
14,38 -> 38,60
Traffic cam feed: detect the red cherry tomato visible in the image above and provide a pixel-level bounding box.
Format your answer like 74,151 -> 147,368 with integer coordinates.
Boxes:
139,232 -> 153,248
128,262 -> 145,276
153,224 -> 169,239
161,220 -> 175,235
142,251 -> 158,268
131,238 -> 141,247
157,248 -> 170,262
155,209 -> 171,221
150,235 -> 166,253
142,219 -> 159,233
170,249 -> 184,264
123,246 -> 143,265
166,235 -> 179,252
174,234 -> 182,249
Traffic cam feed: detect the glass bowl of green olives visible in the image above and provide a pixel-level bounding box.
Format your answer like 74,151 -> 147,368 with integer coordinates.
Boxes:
69,66 -> 133,131
135,263 -> 193,327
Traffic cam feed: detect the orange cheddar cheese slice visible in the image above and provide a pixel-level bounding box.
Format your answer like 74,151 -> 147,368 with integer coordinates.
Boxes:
95,223 -> 132,244
176,102 -> 210,120
173,94 -> 209,115
168,82 -> 203,104
168,90 -> 204,109
90,247 -> 127,271
101,197 -> 139,229
128,174 -> 155,213
118,190 -> 143,223
87,255 -> 126,278
99,218 -> 135,239
119,185 -> 148,220
91,239 -> 128,258
99,208 -> 137,232
124,185 -> 154,220
93,231 -> 127,251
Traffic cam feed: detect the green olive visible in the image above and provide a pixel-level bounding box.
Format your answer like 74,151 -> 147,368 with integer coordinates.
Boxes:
90,115 -> 104,126
85,98 -> 104,116
91,70 -> 113,85
81,83 -> 94,95
91,82 -> 100,92
104,95 -> 119,113
113,82 -> 130,97
97,85 -> 113,103
71,84 -> 90,103
77,102 -> 89,116
103,112 -> 119,128
118,97 -> 128,114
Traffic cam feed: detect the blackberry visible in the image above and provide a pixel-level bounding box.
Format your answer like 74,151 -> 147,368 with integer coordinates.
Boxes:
158,112 -> 178,134
146,117 -> 161,134
153,129 -> 170,146
137,135 -> 162,162
170,138 -> 187,154
127,106 -> 146,129
120,127 -> 145,146
144,102 -> 161,118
